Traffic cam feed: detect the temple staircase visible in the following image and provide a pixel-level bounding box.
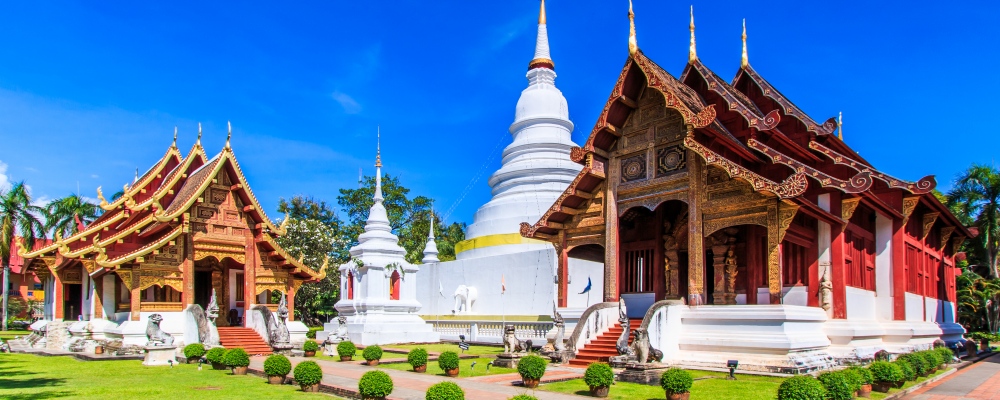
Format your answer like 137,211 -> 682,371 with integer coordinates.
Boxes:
217,327 -> 271,355
569,318 -> 642,367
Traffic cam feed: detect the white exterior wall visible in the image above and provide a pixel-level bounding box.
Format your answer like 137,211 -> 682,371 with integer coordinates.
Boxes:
782,286 -> 809,306
565,258 -> 605,309
101,274 -> 115,320
874,212 -> 894,321
905,293 -> 924,321
845,287 -> 877,320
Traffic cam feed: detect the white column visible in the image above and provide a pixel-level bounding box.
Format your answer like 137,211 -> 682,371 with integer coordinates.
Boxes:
874,212 -> 894,321
817,194 -> 833,318
102,275 -> 115,320
44,276 -> 55,320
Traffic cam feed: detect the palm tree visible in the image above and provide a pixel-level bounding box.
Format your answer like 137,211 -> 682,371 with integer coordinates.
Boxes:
948,164 -> 1000,278
0,182 -> 46,331
45,194 -> 100,238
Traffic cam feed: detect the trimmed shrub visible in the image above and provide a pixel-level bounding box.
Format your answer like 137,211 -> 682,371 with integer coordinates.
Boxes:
183,343 -> 206,359
363,345 -> 384,362
869,361 -> 904,383
584,363 -> 615,388
847,365 -> 873,385
438,351 -> 460,371
777,375 -> 827,400
517,355 -> 547,381
817,370 -> 859,400
294,361 -> 323,386
223,348 -> 250,368
205,347 -> 227,364
893,360 -> 916,381
307,326 -> 322,339
920,350 -> 942,369
898,353 -> 927,376
425,381 -> 465,400
659,368 -> 693,395
303,340 -> 320,352
935,346 -> 955,364
507,396 -> 538,400
264,354 -> 292,376
337,341 -> 357,358
407,348 -> 429,368
358,370 -> 394,398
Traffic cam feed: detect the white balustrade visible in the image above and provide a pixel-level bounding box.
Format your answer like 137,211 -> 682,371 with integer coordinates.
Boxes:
430,320 -> 554,344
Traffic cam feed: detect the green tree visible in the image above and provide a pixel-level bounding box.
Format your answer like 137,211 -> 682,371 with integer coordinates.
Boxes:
275,196 -> 346,325
948,164 -> 1000,278
44,194 -> 100,238
1,182 -> 46,331
957,270 -> 1000,333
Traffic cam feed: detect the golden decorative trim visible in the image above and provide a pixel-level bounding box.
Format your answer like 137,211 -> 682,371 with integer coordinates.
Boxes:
901,196 -> 920,226
194,242 -> 246,264
96,225 -> 185,268
684,135 -> 807,199
921,212 -> 940,241
748,138 -> 872,193
116,270 -> 135,291
255,283 -> 286,295
808,141 -> 936,194
940,227 -> 955,250
139,302 -> 184,312
138,269 -> 184,292
777,202 -> 800,243
841,198 -> 862,232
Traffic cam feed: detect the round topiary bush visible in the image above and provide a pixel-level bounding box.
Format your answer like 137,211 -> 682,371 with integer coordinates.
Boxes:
869,361 -> 904,383
935,346 -> 955,364
337,341 -> 357,358
777,375 -> 827,400
183,343 -> 206,359
425,381 -> 465,400
893,360 -> 915,382
584,363 -> 615,388
659,368 -> 693,395
303,339 -> 320,352
358,370 -> 394,398
223,348 -> 250,367
846,365 -> 873,385
817,370 -> 859,400
898,353 -> 927,376
205,347 -> 226,364
408,348 -> 428,369
438,351 -> 460,371
517,355 -> 547,381
264,354 -> 292,377
920,350 -> 942,370
507,396 -> 538,400
363,345 -> 384,362
294,361 -> 324,386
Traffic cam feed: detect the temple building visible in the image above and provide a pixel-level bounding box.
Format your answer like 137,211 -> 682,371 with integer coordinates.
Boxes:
17,127 -> 327,352
519,5 -> 970,370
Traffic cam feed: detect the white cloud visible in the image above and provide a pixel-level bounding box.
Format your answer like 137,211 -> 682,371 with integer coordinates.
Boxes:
332,91 -> 362,114
0,160 -> 8,191
90,174 -> 100,179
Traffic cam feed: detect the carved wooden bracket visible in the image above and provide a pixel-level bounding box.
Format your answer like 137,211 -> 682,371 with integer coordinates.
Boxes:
939,227 -> 955,250
841,198 -> 862,232
116,270 -> 134,291
749,139 -> 872,193
921,212 -> 940,240
685,135 -> 807,199
901,196 -> 920,226
777,202 -> 801,243
808,141 -> 935,194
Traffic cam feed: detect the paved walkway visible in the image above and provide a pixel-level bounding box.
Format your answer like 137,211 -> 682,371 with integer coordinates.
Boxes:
906,354 -> 1000,399
249,356 -> 584,400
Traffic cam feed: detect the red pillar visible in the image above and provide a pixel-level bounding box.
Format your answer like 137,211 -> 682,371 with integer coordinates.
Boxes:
892,219 -> 907,320
830,193 -> 848,319
287,286 -> 296,322
53,273 -> 64,320
807,240 -> 820,308
558,236 -> 569,308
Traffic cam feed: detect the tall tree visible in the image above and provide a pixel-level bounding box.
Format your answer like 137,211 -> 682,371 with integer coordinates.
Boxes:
44,194 -> 100,238
948,164 -> 1000,278
275,196 -> 346,325
0,182 -> 46,331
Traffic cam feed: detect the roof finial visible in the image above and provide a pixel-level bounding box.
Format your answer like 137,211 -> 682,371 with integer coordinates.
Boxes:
134,167 -> 139,183
197,122 -> 202,145
689,5 -> 697,63
528,0 -> 554,70
226,121 -> 232,148
628,0 -> 638,56
539,0 -> 546,24
838,112 -> 844,140
172,126 -> 178,148
741,19 -> 749,68
375,125 -> 382,168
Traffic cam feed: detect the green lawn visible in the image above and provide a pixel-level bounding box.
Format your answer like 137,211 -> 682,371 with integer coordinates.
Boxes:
870,368 -> 950,400
0,353 -> 335,399
380,357 -> 517,378
540,371 -> 785,400
0,330 -> 30,343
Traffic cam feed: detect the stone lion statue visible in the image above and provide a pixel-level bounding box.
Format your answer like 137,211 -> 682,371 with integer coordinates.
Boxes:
146,314 -> 174,346
629,329 -> 663,364
502,325 -> 532,354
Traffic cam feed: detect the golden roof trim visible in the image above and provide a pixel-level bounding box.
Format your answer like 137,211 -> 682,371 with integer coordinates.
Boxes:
96,225 -> 184,268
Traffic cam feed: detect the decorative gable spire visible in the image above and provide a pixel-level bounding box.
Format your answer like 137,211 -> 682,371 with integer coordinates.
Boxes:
172,127 -> 178,148
689,5 -> 697,63
628,0 -> 638,56
375,127 -> 383,201
528,0 -> 554,70
197,123 -> 203,145
838,112 -> 844,140
226,121 -> 232,149
741,19 -> 749,68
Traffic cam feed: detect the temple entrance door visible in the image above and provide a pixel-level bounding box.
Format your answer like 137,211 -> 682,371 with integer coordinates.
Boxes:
194,271 -> 212,308
64,283 -> 82,320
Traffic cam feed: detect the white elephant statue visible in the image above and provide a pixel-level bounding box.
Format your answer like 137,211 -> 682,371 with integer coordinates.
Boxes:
452,285 -> 478,314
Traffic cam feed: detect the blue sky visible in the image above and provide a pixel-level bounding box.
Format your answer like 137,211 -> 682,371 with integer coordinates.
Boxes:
0,1 -> 997,224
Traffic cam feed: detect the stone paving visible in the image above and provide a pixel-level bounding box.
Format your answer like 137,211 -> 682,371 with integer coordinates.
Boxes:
249,355 -> 584,400
906,353 -> 1000,399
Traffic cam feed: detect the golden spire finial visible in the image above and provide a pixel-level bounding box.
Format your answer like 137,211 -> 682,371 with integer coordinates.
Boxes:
688,5 -> 697,63
226,121 -> 232,148
838,112 -> 844,140
197,122 -> 202,145
741,19 -> 749,68
539,0 -> 546,24
172,126 -> 178,148
375,125 -> 382,168
628,0 -> 638,56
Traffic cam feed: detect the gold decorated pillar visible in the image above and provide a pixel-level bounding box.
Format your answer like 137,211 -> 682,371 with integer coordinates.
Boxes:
182,217 -> 195,307
605,175 -> 620,302
767,201 -> 800,304
686,144 -> 705,305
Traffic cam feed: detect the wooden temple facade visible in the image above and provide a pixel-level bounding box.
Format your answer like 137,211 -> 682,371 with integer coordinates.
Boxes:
521,19 -> 971,324
17,135 -> 326,326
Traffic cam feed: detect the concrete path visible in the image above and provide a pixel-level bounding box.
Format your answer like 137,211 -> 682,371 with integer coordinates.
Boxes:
906,353 -> 1000,399
249,356 -> 584,400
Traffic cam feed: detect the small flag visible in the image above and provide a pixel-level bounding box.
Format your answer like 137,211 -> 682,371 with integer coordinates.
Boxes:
579,277 -> 592,294
501,274 -> 506,294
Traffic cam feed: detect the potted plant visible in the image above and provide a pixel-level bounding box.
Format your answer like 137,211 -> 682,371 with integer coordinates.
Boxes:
224,348 -> 251,375
846,366 -> 873,398
868,361 -> 903,392
659,368 -> 693,400
438,351 -> 460,377
205,347 -> 227,370
777,375 -> 827,400
358,370 -> 393,400
407,348 -> 429,373
183,343 -> 206,364
337,341 -> 357,361
817,370 -> 859,400
936,346 -> 955,367
264,354 -> 292,385
922,350 -> 942,373
899,353 -> 928,377
363,345 -> 384,366
303,340 -> 319,357
893,360 -> 915,386
584,363 -> 614,398
294,360 -> 323,392
425,381 -> 465,400
517,355 -> 547,388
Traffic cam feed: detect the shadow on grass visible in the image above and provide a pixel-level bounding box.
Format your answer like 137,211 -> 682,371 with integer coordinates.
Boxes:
0,377 -> 66,390
2,390 -> 75,400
